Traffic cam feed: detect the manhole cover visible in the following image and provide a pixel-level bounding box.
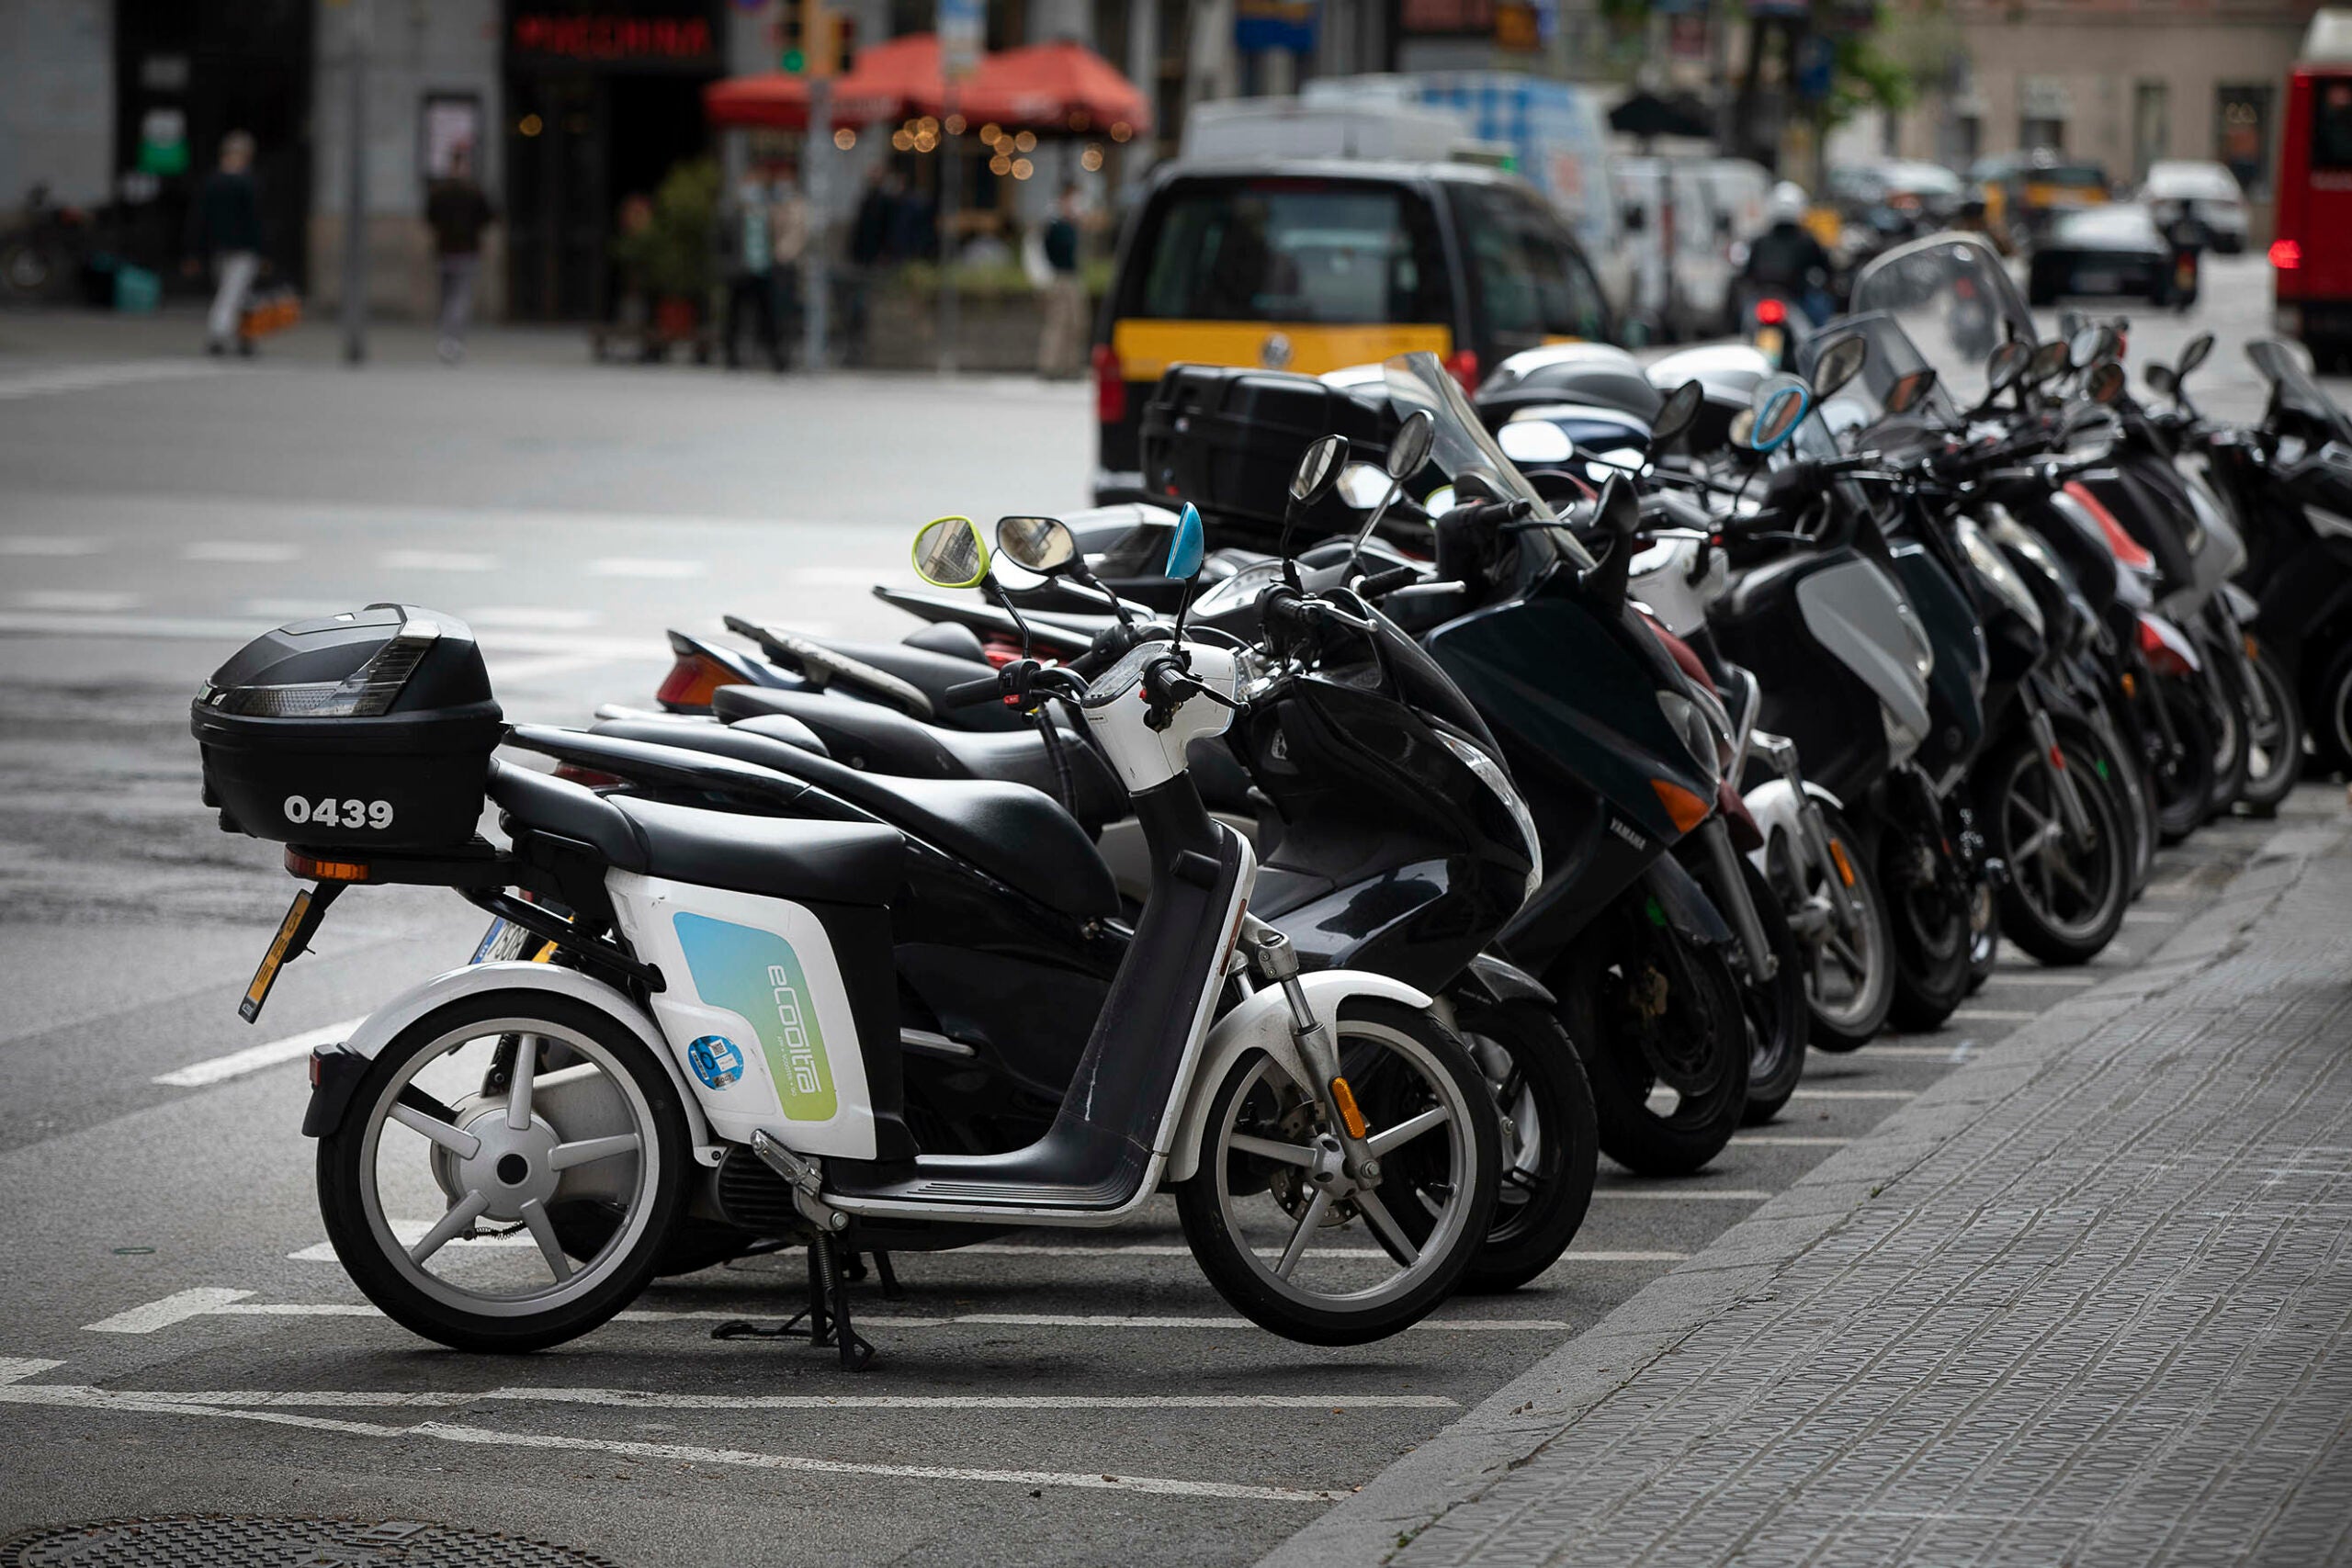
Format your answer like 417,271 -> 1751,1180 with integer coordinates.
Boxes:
0,1516 -> 620,1568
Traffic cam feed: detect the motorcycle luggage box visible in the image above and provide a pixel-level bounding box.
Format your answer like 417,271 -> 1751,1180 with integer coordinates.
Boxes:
1137,365 -> 1389,552
191,603 -> 503,851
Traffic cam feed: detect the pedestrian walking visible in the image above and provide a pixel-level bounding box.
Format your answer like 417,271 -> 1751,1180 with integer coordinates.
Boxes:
770,165 -> 811,367
184,130 -> 264,356
1037,184 -> 1087,380
720,165 -> 792,371
425,144 -> 497,364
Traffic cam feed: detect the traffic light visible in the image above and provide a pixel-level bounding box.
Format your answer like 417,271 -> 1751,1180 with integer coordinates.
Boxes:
778,0 -> 852,77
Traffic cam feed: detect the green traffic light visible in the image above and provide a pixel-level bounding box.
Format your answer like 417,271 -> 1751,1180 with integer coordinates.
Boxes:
782,47 -> 806,72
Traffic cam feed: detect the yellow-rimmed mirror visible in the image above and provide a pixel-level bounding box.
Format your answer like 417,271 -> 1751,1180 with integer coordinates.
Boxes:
911,515 -> 990,589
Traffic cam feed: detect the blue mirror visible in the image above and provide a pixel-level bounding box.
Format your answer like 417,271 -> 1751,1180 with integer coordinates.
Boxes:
1745,377 -> 1812,453
1166,502 -> 1205,581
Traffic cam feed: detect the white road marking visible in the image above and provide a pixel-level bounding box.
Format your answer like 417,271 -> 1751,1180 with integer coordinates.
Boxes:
243,598 -> 345,620
6,1383 -> 1458,1413
1852,1043 -> 1975,1059
153,1018 -> 363,1089
113,1296 -> 1568,1333
0,1383 -> 1339,1503
1951,1009 -> 2040,1022
380,549 -> 497,572
2122,910 -> 2177,925
1788,1089 -> 1918,1100
787,566 -> 900,586
0,1359 -> 64,1384
1978,973 -> 2100,987
0,536 -> 103,556
586,557 -> 706,579
491,654 -> 620,684
12,590 -> 141,612
185,540 -> 300,563
84,1288 -> 254,1334
0,360 -> 226,400
1596,1188 -> 1773,1201
0,611 -> 662,663
461,605 -> 603,630
1731,1134 -> 1853,1146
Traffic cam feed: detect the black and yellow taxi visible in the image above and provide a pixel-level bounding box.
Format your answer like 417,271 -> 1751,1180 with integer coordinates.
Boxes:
1090,158 -> 1616,501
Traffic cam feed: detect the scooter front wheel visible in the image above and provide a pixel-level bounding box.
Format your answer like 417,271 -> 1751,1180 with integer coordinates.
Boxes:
1792,805 -> 1896,1052
317,990 -> 693,1353
1177,1001 -> 1498,1346
2236,644 -> 2305,814
1453,1000 -> 1599,1293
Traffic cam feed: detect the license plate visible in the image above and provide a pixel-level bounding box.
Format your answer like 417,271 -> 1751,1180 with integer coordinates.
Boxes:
241,889 -> 314,1023
2073,270 -> 2119,293
472,914 -> 552,965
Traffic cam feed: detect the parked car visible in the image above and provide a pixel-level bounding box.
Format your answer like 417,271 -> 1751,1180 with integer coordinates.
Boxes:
1828,159 -> 1966,225
2027,202 -> 2173,305
2142,159 -> 2249,254
1980,152 -> 2111,248
1090,158 -> 1615,502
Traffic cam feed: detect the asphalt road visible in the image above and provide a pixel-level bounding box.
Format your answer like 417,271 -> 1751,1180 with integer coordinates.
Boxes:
0,256 -> 2342,1567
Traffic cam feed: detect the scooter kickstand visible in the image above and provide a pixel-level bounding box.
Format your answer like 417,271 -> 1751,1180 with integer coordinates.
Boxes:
707,1233 -> 876,1371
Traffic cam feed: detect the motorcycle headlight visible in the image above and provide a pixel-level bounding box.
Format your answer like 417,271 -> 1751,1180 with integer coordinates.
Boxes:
1434,730 -> 1543,902
1656,689 -> 1724,792
1954,514 -> 2045,638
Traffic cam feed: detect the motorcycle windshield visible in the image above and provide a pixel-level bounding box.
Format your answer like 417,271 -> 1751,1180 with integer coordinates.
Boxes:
1804,311 -> 1959,434
1847,232 -> 2036,412
2247,338 -> 2352,446
1382,352 -> 1596,571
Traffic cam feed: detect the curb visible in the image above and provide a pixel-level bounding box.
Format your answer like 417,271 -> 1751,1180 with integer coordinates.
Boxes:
1259,814 -> 2347,1568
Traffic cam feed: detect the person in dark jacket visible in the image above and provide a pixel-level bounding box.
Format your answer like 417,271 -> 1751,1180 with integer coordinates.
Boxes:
425,143 -> 497,363
1037,184 -> 1086,379
1742,181 -> 1836,326
184,130 -> 264,355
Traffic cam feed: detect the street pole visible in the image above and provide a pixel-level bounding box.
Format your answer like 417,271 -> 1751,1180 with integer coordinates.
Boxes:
339,0 -> 369,366
937,88 -> 958,376
803,74 -> 830,371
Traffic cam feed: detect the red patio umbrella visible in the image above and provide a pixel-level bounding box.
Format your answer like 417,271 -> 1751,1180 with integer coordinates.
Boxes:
958,40 -> 1150,138
702,33 -> 944,131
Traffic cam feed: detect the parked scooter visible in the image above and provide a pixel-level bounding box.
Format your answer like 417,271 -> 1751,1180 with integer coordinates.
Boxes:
194,531 -> 1500,1363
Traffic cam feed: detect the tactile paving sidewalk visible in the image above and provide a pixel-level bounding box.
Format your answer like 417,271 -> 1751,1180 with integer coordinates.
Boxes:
1286,822 -> 2352,1568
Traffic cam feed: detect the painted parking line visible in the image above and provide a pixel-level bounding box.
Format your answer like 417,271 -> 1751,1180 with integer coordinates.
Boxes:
1730,1134 -> 1853,1147
1595,1188 -> 1773,1201
0,1382 -> 1340,1504
380,549 -> 497,572
2122,910 -> 2179,925
1950,1009 -> 2040,1022
0,360 -> 227,400
0,536 -> 104,556
184,540 -> 301,563
1787,1088 -> 1918,1101
459,605 -> 603,630
1853,1043 -> 1976,1061
586,557 -> 706,579
153,1018 -> 363,1089
0,1359 -> 65,1384
12,590 -> 141,612
17,1383 -> 1460,1414
288,1237 -> 1681,1264
85,1292 -> 1569,1335
1977,972 -> 2100,987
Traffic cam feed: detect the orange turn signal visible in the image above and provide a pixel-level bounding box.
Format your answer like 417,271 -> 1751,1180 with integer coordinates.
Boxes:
1827,837 -> 1857,888
1651,777 -> 1711,835
1329,1077 -> 1369,1141
285,849 -> 368,882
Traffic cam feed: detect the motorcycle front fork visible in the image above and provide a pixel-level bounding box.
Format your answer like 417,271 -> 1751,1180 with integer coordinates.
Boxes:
2020,688 -> 2098,849
1696,816 -> 1778,983
1755,731 -> 1860,936
1237,916 -> 1381,1186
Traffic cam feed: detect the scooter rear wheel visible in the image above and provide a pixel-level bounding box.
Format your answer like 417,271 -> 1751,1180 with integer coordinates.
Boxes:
1982,731 -> 2130,966
2151,679 -> 2216,844
1736,857 -> 1809,1124
1177,1000 -> 1498,1346
2237,644 -> 2305,814
316,991 -> 692,1354
1792,806 -> 1896,1053
1884,823 -> 1971,1032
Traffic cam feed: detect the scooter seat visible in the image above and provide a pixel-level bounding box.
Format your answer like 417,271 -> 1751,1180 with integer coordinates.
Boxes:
488,761 -> 905,907
590,717 -> 1122,920
715,685 -> 1125,829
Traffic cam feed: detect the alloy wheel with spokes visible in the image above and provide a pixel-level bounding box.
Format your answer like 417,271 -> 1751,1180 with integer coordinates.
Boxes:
1177,1001 -> 1498,1345
317,990 -> 691,1352
1783,805 -> 1895,1052
1984,735 -> 2128,966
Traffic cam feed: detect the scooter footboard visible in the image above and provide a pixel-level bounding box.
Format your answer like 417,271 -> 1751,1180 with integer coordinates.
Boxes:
1161,971 -> 1433,1185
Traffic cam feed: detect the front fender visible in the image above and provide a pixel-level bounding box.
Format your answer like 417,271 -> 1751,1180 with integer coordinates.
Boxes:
1161,971 -> 1433,1184
1640,854 -> 1735,948
1740,776 -> 1841,878
300,962 -> 717,1158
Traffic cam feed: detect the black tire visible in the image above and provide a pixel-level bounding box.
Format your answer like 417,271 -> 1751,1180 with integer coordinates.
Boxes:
2056,712 -> 2152,899
1557,910 -> 1748,1176
2199,659 -> 2252,820
2236,643 -> 2305,813
1883,818 -> 1970,1032
1794,805 -> 1896,1053
317,991 -> 693,1354
2312,642 -> 2352,778
1980,730 -> 2130,966
2151,676 -> 2217,843
1453,1001 -> 1599,1293
1176,1000 -> 1498,1346
1736,856 -> 1808,1124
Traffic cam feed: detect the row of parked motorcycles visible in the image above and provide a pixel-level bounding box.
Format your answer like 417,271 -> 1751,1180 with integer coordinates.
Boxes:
197,231 -> 2352,1370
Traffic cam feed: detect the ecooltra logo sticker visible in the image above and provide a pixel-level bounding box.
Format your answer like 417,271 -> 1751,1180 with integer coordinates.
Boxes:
672,913 -> 838,1121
